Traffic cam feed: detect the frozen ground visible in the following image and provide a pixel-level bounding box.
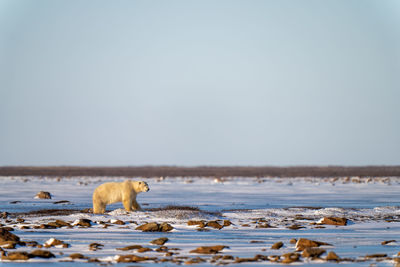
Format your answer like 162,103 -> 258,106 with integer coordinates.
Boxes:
0,176 -> 400,266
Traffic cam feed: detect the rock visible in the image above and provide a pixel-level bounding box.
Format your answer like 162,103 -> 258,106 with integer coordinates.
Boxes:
223,220 -> 232,227
271,241 -> 284,250
74,219 -> 92,227
111,219 -> 125,225
365,253 -> 387,259
290,238 -> 297,244
53,200 -> 70,204
206,221 -> 223,230
0,212 -> 9,219
29,250 -> 55,258
185,257 -> 206,264
256,223 -> 274,228
47,220 -> 71,228
187,220 -> 205,226
0,241 -> 18,249
287,224 -> 305,230
137,247 -> 152,253
35,191 -> 52,199
302,247 -> 326,258
318,217 -> 348,226
190,245 -> 227,254
281,252 -> 300,263
381,240 -> 396,245
89,243 -> 104,251
69,253 -> 86,259
136,222 -> 173,232
0,228 -> 20,242
160,222 -> 173,232
151,237 -> 169,246
2,251 -> 30,261
116,254 -> 148,263
326,251 -> 340,261
235,256 -> 259,263
44,238 -> 69,248
295,238 -> 331,251
116,245 -> 143,251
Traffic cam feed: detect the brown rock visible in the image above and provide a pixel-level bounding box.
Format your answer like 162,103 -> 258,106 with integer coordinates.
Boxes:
187,220 -> 205,226
235,256 -> 259,263
381,240 -> 396,245
365,253 -> 387,259
281,252 -> 300,263
44,238 -> 69,248
116,245 -> 143,251
136,222 -> 160,232
137,247 -> 152,253
256,223 -> 274,228
35,191 -> 52,199
69,253 -> 86,259
74,219 -> 92,227
326,251 -> 340,261
29,250 -> 55,258
302,247 -> 326,258
289,239 -> 297,244
271,241 -> 284,250
2,251 -> 30,261
160,222 -> 174,232
319,217 -> 348,226
190,245 -> 227,254
151,237 -> 168,246
185,257 -> 206,264
0,228 -> 20,242
0,212 -> 9,219
206,221 -> 223,230
295,238 -> 331,251
112,220 -> 125,225
0,241 -> 17,249
89,242 -> 104,251
117,254 -> 148,263
287,224 -> 305,230
223,220 -> 232,227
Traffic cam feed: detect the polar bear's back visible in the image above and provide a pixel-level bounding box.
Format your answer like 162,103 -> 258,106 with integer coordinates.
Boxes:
93,181 -> 128,205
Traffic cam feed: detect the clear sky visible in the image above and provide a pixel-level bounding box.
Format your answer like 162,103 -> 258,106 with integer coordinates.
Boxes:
1,0 -> 399,166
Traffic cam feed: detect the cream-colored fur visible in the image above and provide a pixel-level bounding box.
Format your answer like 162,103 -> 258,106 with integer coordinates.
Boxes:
92,180 -> 150,214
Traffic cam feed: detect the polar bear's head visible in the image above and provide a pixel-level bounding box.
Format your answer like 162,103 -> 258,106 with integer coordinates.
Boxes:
135,181 -> 150,193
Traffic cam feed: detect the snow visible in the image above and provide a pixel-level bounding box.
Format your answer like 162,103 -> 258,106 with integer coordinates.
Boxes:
0,176 -> 400,266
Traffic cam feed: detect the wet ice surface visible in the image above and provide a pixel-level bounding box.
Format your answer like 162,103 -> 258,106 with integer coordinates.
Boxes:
0,176 -> 400,266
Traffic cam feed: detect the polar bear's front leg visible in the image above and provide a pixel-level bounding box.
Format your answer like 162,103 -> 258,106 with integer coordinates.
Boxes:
132,200 -> 142,211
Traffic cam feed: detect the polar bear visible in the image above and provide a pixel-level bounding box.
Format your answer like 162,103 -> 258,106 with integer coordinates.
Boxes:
92,180 -> 150,214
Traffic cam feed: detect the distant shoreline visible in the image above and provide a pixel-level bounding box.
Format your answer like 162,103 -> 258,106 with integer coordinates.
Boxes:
0,166 -> 399,178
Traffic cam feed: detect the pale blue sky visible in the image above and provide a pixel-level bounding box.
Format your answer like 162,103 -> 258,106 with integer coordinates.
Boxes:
1,0 -> 399,166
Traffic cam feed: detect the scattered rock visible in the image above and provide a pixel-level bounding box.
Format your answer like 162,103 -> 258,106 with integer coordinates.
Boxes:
223,220 -> 232,227
287,224 -> 305,230
290,239 -> 297,244
53,200 -> 70,204
0,241 -> 18,249
256,223 -> 274,228
365,253 -> 387,259
187,220 -> 205,227
302,247 -> 326,258
190,245 -> 227,254
235,256 -> 259,263
2,251 -> 30,261
206,221 -> 223,230
35,191 -> 52,199
271,241 -> 284,250
73,219 -> 92,227
136,222 -> 173,232
295,238 -> 331,251
250,240 -> 265,244
89,243 -> 104,251
29,250 -> 55,258
116,254 -> 149,263
326,251 -> 340,261
318,217 -> 348,226
151,237 -> 169,246
44,238 -> 69,248
47,220 -> 71,228
281,252 -> 300,263
381,240 -> 396,245
0,228 -> 20,242
69,253 -> 86,259
185,257 -> 206,264
116,245 -> 143,251
0,212 -> 9,219
137,247 -> 152,253
111,219 -> 125,225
